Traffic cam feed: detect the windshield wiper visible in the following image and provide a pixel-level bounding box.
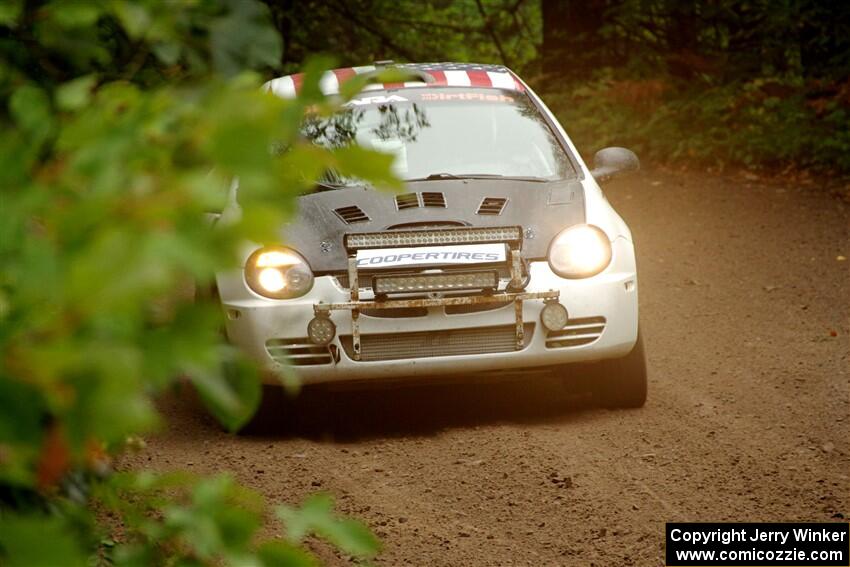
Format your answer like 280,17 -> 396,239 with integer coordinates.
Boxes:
314,180 -> 347,191
314,180 -> 369,192
406,173 -> 550,183
407,172 -> 464,181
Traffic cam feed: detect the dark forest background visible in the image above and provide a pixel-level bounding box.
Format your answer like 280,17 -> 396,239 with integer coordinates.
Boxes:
8,0 -> 849,173
263,0 -> 850,175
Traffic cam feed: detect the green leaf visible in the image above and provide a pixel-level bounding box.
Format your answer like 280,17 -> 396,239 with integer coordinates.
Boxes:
333,66 -> 424,102
46,0 -> 103,27
318,517 -> 380,558
193,355 -> 261,432
257,541 -> 318,567
64,367 -> 160,449
277,494 -> 330,543
210,0 -> 282,76
56,75 -> 97,111
337,74 -> 372,101
9,85 -> 53,139
0,0 -> 21,25
110,1 -> 151,39
163,505 -> 222,560
333,145 -> 402,190
151,41 -> 181,66
0,513 -> 88,567
296,56 -> 337,104
277,493 -> 380,558
0,378 -> 44,445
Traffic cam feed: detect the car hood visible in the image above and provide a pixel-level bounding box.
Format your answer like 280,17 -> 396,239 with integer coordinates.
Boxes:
280,178 -> 586,273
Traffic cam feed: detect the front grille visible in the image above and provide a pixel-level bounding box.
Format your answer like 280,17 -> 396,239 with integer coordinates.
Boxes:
266,339 -> 333,365
361,307 -> 428,318
445,302 -> 510,315
334,205 -> 370,224
340,323 -> 534,361
545,316 -> 606,348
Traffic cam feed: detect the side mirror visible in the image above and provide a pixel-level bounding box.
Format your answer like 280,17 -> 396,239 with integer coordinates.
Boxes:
590,147 -> 640,182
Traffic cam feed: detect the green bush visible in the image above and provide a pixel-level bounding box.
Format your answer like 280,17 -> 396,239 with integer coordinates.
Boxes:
0,1 -> 394,564
544,74 -> 850,174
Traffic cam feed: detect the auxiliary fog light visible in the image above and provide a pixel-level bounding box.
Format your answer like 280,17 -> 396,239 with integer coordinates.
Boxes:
307,314 -> 336,345
540,301 -> 569,332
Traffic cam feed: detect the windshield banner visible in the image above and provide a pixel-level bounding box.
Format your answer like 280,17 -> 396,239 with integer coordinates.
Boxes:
355,243 -> 507,269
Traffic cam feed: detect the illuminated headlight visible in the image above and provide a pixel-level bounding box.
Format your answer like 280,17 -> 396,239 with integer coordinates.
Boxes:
540,301 -> 568,332
547,224 -> 612,278
373,271 -> 498,294
245,246 -> 313,299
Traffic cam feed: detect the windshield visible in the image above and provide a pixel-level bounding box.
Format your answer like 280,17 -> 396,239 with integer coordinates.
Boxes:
300,87 -> 575,186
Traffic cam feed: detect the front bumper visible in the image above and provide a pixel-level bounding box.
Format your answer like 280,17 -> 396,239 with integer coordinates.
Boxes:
217,237 -> 639,385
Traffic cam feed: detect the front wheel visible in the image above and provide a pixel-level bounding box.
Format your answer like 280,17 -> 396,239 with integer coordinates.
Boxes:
237,384 -> 289,434
592,331 -> 647,408
552,331 -> 647,408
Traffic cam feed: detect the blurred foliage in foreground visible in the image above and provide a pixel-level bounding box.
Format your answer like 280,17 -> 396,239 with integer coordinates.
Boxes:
262,0 -> 850,175
0,0 -> 389,564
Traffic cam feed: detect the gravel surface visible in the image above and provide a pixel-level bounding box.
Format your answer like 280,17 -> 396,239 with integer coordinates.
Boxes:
125,169 -> 850,566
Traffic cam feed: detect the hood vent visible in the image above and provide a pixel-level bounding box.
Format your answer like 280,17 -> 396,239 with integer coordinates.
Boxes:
334,205 -> 370,224
395,192 -> 447,210
421,192 -> 446,208
477,197 -> 508,215
395,193 -> 419,210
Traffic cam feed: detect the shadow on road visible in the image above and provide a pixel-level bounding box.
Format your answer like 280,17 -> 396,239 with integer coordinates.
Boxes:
163,374 -> 613,442
224,374 -> 611,441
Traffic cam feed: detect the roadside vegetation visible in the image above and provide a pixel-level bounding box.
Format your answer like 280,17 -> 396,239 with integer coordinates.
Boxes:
538,1 -> 850,175
0,1 -> 394,564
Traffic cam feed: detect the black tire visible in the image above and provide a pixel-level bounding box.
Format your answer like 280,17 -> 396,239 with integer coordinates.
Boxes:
238,383 -> 332,435
592,331 -> 647,408
237,384 -> 290,434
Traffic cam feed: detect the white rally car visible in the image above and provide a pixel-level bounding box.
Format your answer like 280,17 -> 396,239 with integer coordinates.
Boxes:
217,62 -> 646,407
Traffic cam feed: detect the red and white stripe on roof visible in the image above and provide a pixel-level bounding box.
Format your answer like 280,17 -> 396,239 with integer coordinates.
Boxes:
264,62 -> 526,98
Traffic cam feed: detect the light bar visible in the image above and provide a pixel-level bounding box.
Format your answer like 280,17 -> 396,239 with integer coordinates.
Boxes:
344,226 -> 522,251
373,271 -> 499,294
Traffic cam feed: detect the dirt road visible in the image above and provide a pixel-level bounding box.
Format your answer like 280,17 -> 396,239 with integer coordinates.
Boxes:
125,170 -> 849,566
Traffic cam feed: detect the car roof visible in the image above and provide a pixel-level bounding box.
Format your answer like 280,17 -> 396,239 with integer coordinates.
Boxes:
264,62 -> 527,98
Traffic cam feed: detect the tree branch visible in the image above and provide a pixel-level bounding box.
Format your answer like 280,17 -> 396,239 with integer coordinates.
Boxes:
329,0 -> 418,62
369,15 -> 479,34
475,0 -> 512,66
